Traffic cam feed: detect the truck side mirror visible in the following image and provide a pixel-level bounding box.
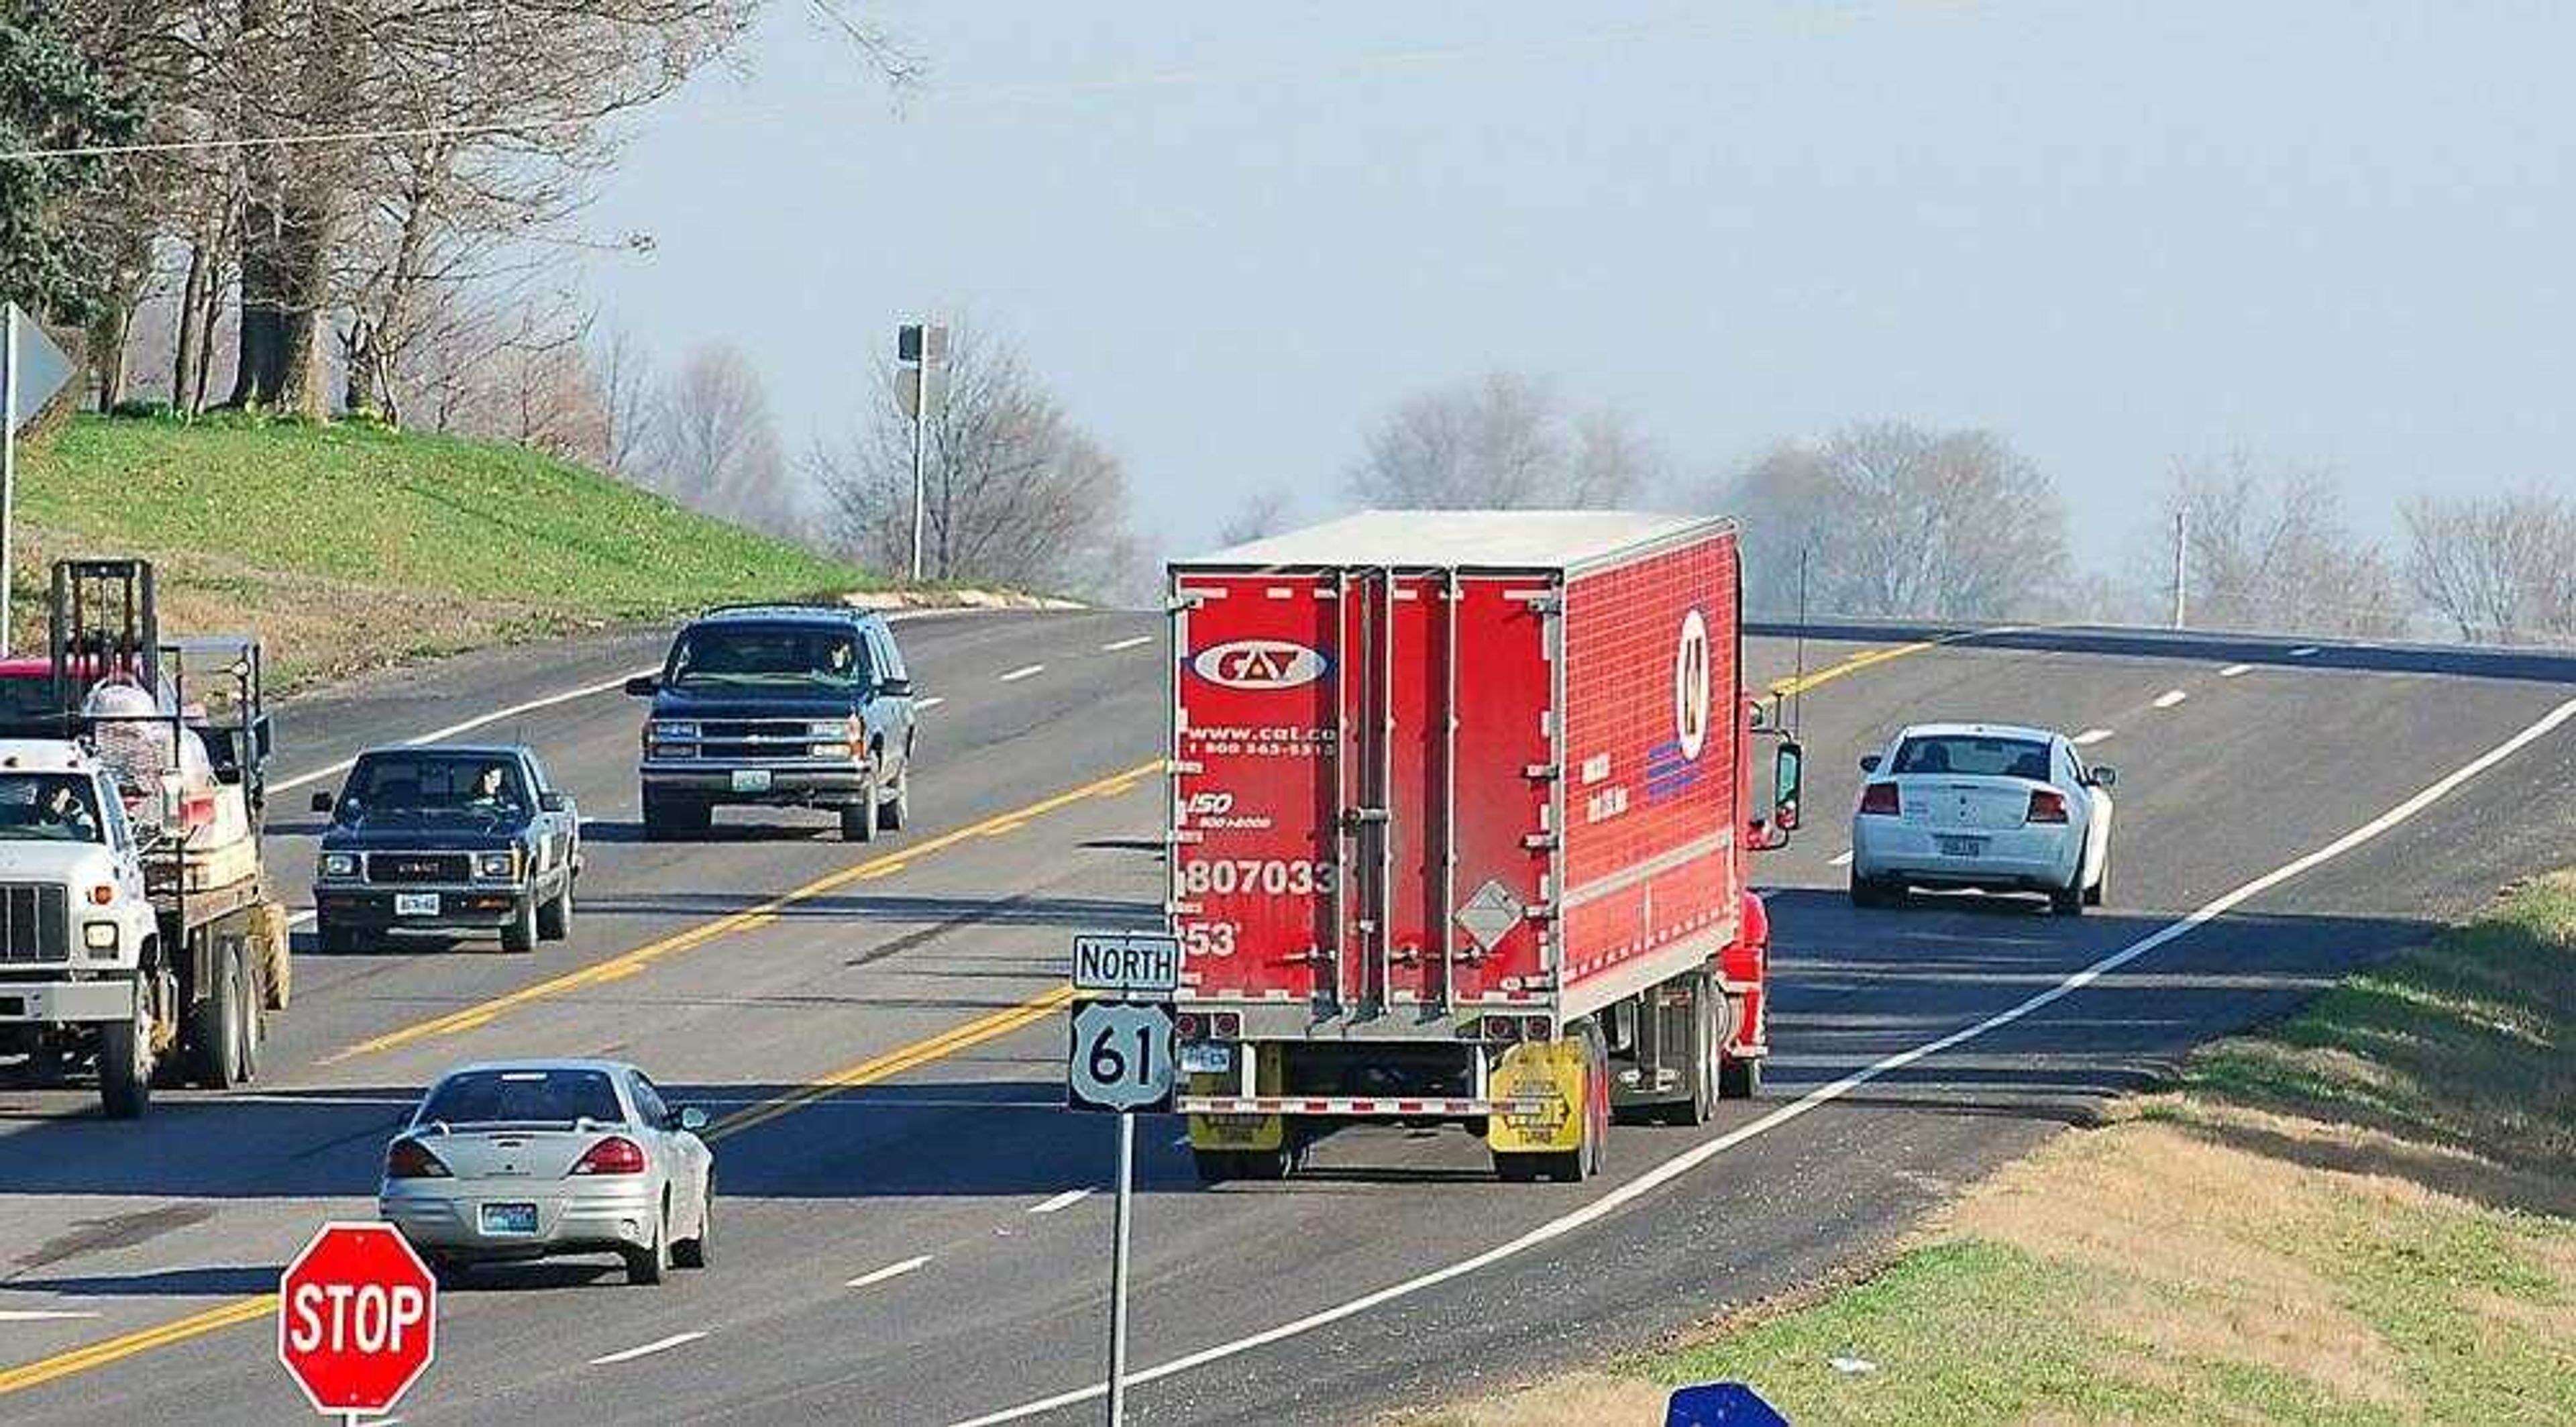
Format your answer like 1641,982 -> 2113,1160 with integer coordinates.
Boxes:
2088,765 -> 2118,788
309,790 -> 333,814
538,791 -> 568,813
1859,753 -> 1882,774
1772,740 -> 1804,832
623,675 -> 659,697
878,677 -> 914,698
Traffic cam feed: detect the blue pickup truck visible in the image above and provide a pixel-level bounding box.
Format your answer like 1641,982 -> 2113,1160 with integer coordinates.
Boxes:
627,605 -> 919,841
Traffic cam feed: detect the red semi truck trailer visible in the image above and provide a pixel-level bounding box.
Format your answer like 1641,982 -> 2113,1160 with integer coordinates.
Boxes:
1166,511 -> 1805,1182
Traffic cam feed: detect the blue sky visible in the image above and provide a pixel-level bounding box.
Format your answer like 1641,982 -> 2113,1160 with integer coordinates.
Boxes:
582,2 -> 2573,569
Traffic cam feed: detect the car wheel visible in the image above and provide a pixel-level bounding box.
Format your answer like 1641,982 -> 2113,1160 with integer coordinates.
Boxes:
1849,870 -> 1898,909
2051,874 -> 2087,916
500,896 -> 539,953
2085,853 -> 2108,907
627,1200 -> 671,1285
537,878 -> 574,941
315,919 -> 357,955
673,1175 -> 711,1270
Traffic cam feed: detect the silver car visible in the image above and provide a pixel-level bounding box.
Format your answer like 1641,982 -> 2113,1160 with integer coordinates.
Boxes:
378,1059 -> 715,1285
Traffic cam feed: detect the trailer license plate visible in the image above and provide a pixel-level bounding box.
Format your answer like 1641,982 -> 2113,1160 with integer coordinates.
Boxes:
1179,1043 -> 1233,1075
480,1202 -> 538,1236
1936,835 -> 1988,857
394,893 -> 439,916
730,769 -> 772,793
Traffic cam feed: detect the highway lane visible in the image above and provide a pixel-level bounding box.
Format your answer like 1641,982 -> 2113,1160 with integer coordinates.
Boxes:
4,621 -> 2573,1423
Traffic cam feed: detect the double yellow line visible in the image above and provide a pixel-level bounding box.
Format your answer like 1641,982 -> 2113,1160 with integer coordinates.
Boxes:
1768,640 -> 1937,698
0,759 -> 1159,1400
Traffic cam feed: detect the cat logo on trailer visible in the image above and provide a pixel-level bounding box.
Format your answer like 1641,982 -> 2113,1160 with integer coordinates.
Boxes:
1191,640 -> 1327,691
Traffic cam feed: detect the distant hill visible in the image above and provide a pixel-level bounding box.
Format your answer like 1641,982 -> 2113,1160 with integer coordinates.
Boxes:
11,413 -> 876,689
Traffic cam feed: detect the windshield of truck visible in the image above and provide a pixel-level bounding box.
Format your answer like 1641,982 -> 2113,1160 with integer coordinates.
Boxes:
0,773 -> 105,843
667,625 -> 871,690
1891,735 -> 2053,781
416,1068 -> 625,1128
341,754 -> 529,823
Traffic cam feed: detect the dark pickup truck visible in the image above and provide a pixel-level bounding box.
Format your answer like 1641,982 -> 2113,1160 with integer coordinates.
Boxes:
309,743 -> 582,953
628,605 -> 918,841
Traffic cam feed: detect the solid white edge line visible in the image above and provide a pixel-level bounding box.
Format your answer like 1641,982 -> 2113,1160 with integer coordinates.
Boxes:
1827,851 -> 1854,867
916,696 -> 948,711
2218,664 -> 2253,678
269,665 -> 662,795
0,1310 -> 102,1322
2072,728 -> 2114,746
998,664 -> 1046,684
1027,1187 -> 1094,1215
590,1330 -> 706,1366
945,693 -> 2576,1427
847,1255 -> 933,1289
2151,689 -> 2189,709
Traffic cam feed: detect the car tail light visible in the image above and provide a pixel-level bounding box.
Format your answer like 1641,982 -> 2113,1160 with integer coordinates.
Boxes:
2027,788 -> 2070,824
384,1139 -> 451,1179
1858,782 -> 1900,816
570,1136 -> 647,1176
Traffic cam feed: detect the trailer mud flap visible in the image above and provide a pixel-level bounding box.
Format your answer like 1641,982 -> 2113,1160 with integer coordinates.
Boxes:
1187,1043 -> 1285,1152
1484,1039 -> 1587,1155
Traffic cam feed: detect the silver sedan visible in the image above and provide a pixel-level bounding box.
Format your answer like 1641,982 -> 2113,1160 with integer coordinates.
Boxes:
378,1059 -> 715,1285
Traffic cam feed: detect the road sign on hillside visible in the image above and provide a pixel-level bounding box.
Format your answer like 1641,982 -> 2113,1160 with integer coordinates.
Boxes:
276,1222 -> 437,1421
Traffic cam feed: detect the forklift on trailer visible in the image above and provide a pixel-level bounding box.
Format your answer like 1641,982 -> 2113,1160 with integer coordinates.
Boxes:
0,559 -> 288,1116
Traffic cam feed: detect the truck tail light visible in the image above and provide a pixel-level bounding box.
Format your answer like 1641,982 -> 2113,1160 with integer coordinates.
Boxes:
2027,789 -> 2070,824
1521,1016 -> 1554,1042
384,1139 -> 451,1179
571,1136 -> 647,1176
1213,1012 -> 1241,1038
1175,1012 -> 1203,1039
1858,782 -> 1900,816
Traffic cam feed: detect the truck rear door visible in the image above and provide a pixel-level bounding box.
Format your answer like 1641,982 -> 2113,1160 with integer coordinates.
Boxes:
1173,568 -> 1555,1021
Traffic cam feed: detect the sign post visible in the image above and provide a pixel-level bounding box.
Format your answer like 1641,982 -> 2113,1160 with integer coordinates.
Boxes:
0,305 -> 74,657
1067,931 -> 1181,1425
276,1221 -> 438,1424
895,321 -> 948,585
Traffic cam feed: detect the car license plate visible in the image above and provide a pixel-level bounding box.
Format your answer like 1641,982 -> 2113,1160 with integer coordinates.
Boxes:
1179,1043 -> 1234,1076
730,769 -> 773,793
394,892 -> 439,916
1936,835 -> 1988,857
479,1202 -> 539,1236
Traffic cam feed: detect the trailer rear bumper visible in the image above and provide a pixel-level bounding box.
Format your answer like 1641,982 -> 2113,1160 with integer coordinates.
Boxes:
0,978 -> 136,1024
1178,1095 -> 1551,1118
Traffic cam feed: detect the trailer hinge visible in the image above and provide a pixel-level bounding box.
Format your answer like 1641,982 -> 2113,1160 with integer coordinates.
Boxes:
1521,832 -> 1558,851
1522,763 -> 1561,783
1523,904 -> 1558,923
1340,806 -> 1390,831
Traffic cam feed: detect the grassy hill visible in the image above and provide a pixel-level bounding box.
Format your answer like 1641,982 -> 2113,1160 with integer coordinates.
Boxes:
11,413 -> 876,689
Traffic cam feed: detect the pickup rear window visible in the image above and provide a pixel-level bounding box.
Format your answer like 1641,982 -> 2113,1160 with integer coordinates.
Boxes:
668,625 -> 872,690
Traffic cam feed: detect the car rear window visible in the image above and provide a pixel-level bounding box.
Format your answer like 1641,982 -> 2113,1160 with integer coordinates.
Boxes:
1892,735 -> 2052,781
417,1069 -> 625,1127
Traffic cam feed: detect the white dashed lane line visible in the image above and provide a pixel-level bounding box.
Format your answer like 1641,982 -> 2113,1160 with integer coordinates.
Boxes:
0,1311 -> 101,1323
1099,636 -> 1154,653
590,1331 -> 706,1366
1027,1188 -> 1093,1215
998,665 -> 1046,684
847,1255 -> 932,1290
2072,728 -> 2114,746
2219,664 -> 2253,678
2151,690 -> 2189,709
916,696 -> 947,711
1828,851 -> 1854,867
2288,646 -> 2321,658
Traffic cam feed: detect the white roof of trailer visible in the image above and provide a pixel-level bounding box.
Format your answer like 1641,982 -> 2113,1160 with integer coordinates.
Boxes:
1180,510 -> 1722,571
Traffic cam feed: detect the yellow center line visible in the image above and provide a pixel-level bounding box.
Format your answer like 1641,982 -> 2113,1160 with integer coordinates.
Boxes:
322,759 -> 1162,1063
1768,641 -> 1935,697
0,1295 -> 276,1396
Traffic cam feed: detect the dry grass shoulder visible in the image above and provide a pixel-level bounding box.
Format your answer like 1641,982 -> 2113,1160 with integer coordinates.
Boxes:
1429,873 -> 2576,1426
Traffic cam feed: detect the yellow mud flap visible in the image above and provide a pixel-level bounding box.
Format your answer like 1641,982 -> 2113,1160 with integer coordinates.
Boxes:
1187,1043 -> 1285,1153
1485,1037 -> 1589,1156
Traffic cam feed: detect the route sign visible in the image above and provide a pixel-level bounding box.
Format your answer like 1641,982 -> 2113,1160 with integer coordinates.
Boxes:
1666,1382 -> 1788,1426
1067,1000 -> 1176,1114
276,1221 -> 437,1421
1071,932 -> 1182,1000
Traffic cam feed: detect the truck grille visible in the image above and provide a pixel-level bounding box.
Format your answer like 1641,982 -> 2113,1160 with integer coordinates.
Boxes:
368,853 -> 472,884
700,719 -> 831,761
0,884 -> 71,964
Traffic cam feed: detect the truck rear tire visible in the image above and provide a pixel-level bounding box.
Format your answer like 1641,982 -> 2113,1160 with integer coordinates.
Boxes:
1719,1051 -> 1762,1100
1674,976 -> 1722,1126
642,790 -> 709,841
186,940 -> 248,1090
99,1010 -> 150,1119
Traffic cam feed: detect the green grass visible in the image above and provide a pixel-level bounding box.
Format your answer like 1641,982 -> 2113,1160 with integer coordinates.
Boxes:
1442,873 -> 2576,1426
12,413 -> 879,686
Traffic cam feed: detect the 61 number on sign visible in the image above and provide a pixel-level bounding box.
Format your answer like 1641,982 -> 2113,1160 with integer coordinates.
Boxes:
1067,1001 -> 1175,1114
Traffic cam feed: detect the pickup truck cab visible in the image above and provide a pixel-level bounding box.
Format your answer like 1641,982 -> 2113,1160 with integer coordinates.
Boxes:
310,743 -> 580,954
627,606 -> 917,842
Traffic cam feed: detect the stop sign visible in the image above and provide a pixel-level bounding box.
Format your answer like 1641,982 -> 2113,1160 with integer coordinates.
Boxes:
276,1222 -> 437,1418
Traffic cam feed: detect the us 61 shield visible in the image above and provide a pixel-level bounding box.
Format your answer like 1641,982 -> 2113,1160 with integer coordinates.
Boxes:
1067,1002 -> 1175,1114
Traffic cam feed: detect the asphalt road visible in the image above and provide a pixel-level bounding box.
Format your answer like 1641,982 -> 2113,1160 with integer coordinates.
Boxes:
1,613 -> 2571,1424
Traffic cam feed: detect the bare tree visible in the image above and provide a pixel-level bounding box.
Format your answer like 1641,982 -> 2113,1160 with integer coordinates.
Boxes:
1345,371 -> 1654,510
1216,488 -> 1297,547
808,325 -> 1138,598
1711,421 -> 2070,620
2153,454 -> 2409,637
637,341 -> 793,533
2404,485 -> 2576,645
591,325 -> 661,477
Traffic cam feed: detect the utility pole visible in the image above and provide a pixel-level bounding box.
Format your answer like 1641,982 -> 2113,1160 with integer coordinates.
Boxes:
2171,509 -> 2188,630
896,321 -> 948,584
